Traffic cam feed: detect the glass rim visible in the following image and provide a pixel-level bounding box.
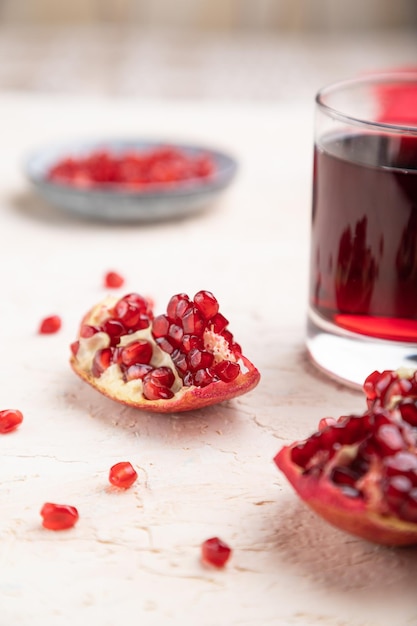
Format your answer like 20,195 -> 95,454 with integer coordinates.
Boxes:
316,72 -> 417,134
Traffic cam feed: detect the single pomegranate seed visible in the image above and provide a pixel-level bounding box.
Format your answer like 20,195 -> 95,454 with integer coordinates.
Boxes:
102,319 -> 126,346
194,290 -> 219,320
39,315 -> 61,334
152,314 -> 170,338
210,313 -> 228,334
148,366 -> 175,388
171,350 -> 188,374
104,271 -> 125,289
374,424 -> 406,456
182,309 -> 205,335
114,295 -> 149,330
201,537 -> 232,568
124,363 -> 153,381
402,489 -> 417,522
92,348 -> 112,377
142,379 -> 174,401
155,336 -> 175,355
0,409 -> 23,434
182,334 -> 203,353
212,360 -> 240,382
70,340 -> 80,356
168,323 -> 184,346
120,340 -> 153,366
109,461 -> 138,489
399,401 -> 417,427
193,368 -> 214,387
188,349 -> 214,371
384,474 -> 413,509
40,503 -> 79,530
167,293 -> 190,321
80,324 -> 100,338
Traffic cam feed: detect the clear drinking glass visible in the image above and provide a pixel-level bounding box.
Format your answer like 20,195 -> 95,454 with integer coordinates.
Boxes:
307,73 -> 417,387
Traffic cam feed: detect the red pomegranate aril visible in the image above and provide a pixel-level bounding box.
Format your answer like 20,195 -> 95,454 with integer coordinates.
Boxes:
201,537 -> 232,568
105,271 -> 125,289
148,366 -> 175,388
114,300 -> 144,330
142,379 -> 174,401
402,490 -> 417,522
187,349 -> 214,371
194,290 -> 219,320
70,340 -> 80,356
155,336 -> 175,355
384,451 -> 417,477
399,402 -> 417,427
124,363 -> 153,381
109,461 -> 138,489
212,360 -> 240,382
102,319 -> 126,345
182,309 -> 205,335
171,350 -> 188,374
92,348 -> 112,377
0,409 -> 23,434
167,293 -> 190,321
80,324 -> 100,338
210,313 -> 228,334
39,315 -> 62,334
384,475 -> 413,508
182,334 -> 203,353
40,503 -> 79,530
152,314 -> 170,338
193,368 -> 214,387
120,340 -> 153,366
375,424 -> 406,455
168,323 -> 184,346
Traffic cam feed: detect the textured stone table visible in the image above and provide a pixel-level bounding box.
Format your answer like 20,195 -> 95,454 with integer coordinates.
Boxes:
1,91 -> 416,626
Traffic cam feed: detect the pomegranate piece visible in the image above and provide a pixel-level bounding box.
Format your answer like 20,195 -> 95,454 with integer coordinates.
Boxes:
39,315 -> 61,334
109,461 -> 138,489
104,271 -> 125,289
40,503 -> 79,530
275,370 -> 417,546
69,289 -> 260,412
201,537 -> 232,568
0,409 -> 23,434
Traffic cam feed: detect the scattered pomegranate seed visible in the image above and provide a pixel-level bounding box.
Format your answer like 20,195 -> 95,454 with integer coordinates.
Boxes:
39,315 -> 62,334
109,461 -> 138,489
201,537 -> 232,568
40,502 -> 79,530
0,409 -> 23,434
104,271 -> 125,289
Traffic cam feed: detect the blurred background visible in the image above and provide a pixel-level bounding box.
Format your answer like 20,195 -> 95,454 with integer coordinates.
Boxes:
0,0 -> 416,101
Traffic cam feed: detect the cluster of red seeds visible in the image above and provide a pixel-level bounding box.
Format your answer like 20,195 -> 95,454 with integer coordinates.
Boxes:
290,370 -> 417,523
152,291 -> 242,389
71,291 -> 242,401
47,147 -> 215,189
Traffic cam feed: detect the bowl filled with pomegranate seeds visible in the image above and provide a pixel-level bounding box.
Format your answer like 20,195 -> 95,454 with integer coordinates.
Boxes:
25,139 -> 238,222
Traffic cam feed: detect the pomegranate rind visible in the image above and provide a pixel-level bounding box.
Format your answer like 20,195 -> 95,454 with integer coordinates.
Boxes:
275,445 -> 417,547
70,298 -> 260,413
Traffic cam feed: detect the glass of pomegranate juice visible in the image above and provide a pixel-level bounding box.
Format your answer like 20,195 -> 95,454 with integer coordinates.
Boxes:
307,73 -> 417,386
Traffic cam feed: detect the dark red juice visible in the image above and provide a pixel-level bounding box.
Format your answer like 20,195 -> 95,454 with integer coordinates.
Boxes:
310,132 -> 417,342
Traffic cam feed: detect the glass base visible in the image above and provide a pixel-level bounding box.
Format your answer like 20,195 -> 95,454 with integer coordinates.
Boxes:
307,308 -> 417,389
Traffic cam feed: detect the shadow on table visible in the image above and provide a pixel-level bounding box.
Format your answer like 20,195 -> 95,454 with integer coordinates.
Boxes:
268,495 -> 417,593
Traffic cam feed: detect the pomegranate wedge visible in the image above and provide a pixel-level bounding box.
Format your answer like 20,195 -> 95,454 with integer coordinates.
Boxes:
275,369 -> 417,547
70,290 -> 260,413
